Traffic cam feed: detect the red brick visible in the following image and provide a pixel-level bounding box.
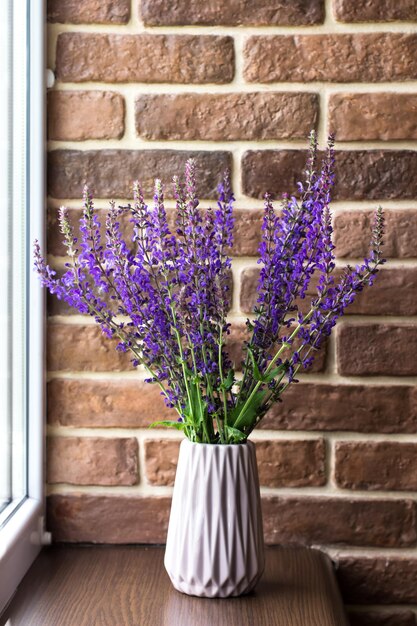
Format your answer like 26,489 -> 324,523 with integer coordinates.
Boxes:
238,267 -> 259,312
47,379 -> 174,428
144,439 -> 180,486
335,441 -> 417,491
242,151 -> 306,201
241,265 -> 416,316
334,209 -> 417,259
47,207 -> 133,257
47,495 -> 171,542
47,437 -> 139,485
337,324 -> 417,376
328,93 -> 417,141
348,610 -> 417,626
333,0 -> 417,22
346,268 -> 417,316
48,0 -> 130,23
261,382 -> 417,433
256,439 -> 326,487
140,0 -> 324,25
56,33 -> 234,84
48,494 -> 417,551
244,34 -> 417,83
241,150 -> 417,200
337,556 -> 417,604
226,320 -> 327,373
262,496 -> 417,547
144,438 -> 327,488
135,93 -> 319,141
47,207 -> 265,258
233,209 -> 264,256
48,149 -> 232,199
48,91 -> 125,141
47,324 -> 132,372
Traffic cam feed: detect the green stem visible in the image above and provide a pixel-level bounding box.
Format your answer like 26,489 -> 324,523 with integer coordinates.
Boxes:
217,340 -> 228,444
233,309 -> 314,430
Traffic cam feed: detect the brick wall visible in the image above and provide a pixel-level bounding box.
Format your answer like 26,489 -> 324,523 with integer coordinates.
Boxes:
46,1 -> 417,623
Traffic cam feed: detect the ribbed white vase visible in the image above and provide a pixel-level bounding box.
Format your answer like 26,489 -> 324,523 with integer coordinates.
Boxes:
164,439 -> 265,598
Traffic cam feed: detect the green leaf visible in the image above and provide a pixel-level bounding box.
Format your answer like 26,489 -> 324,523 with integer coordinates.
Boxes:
262,364 -> 286,384
224,425 -> 247,444
247,344 -> 264,382
188,378 -> 205,425
247,345 -> 286,384
220,369 -> 235,391
148,420 -> 186,431
229,389 -> 268,430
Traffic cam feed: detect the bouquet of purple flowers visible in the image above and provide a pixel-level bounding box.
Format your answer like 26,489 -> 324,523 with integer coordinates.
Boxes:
35,133 -> 385,444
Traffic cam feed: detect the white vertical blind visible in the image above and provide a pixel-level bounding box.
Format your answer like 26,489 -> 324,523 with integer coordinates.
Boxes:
0,0 -> 28,521
0,0 -> 45,612
0,0 -> 13,513
11,0 -> 28,515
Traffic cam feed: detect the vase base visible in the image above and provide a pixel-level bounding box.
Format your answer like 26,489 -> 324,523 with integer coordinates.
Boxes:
167,569 -> 264,598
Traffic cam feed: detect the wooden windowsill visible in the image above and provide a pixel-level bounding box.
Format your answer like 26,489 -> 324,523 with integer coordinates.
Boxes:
1,545 -> 349,625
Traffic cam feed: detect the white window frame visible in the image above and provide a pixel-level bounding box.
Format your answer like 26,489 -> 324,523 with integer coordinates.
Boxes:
0,0 -> 47,613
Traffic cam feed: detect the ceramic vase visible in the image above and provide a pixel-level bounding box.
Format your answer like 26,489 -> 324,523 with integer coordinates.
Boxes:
164,439 -> 265,598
